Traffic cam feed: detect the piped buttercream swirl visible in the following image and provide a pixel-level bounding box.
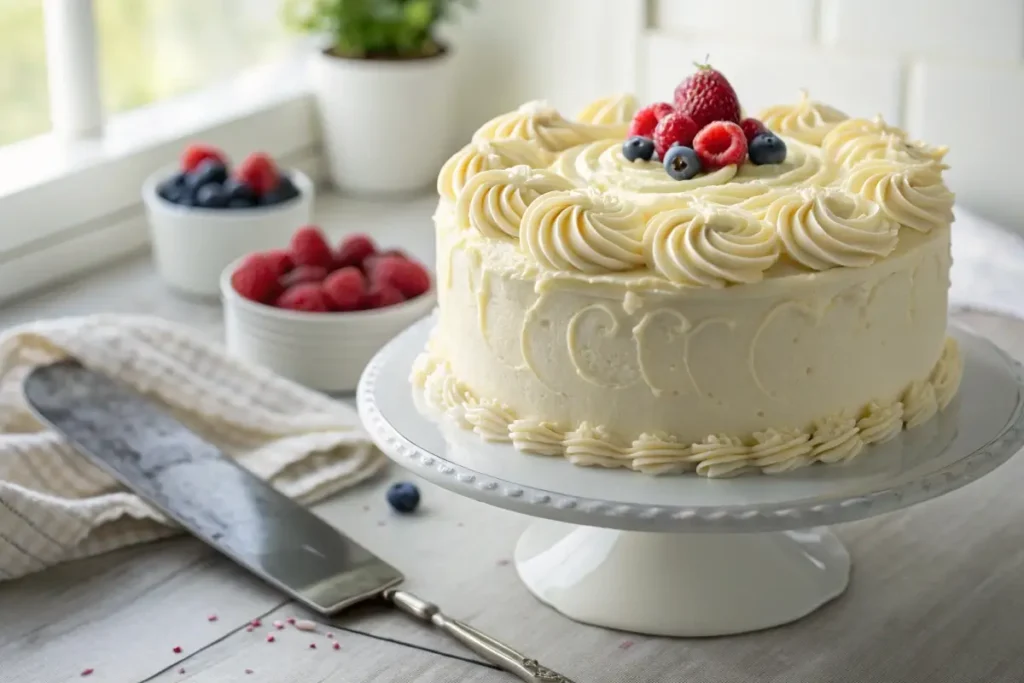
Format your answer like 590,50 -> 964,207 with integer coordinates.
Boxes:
768,187 -> 899,270
810,412 -> 864,464
455,166 -> 574,240
576,93 -> 638,126
751,428 -> 814,473
902,380 -> 938,428
510,419 -> 566,456
689,434 -> 752,478
643,204 -> 779,287
520,189 -> 646,273
843,160 -> 954,233
473,100 -> 618,153
759,91 -> 848,145
465,399 -> 515,442
930,337 -> 963,410
821,116 -> 948,168
857,400 -> 904,445
437,139 -> 554,203
629,432 -> 694,475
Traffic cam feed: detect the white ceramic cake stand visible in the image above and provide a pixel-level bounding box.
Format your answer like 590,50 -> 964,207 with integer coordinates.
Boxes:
357,317 -> 1024,637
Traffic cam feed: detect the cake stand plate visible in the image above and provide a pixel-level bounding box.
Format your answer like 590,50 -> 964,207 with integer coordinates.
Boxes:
357,318 -> 1024,636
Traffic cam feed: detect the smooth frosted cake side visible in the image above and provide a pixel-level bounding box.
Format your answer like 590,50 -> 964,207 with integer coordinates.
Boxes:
414,90 -> 961,478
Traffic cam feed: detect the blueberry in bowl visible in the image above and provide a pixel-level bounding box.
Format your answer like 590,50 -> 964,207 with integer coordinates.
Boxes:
143,143 -> 314,299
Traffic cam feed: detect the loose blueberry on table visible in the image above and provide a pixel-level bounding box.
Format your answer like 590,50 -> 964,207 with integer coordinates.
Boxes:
156,143 -> 301,209
231,224 -> 433,313
620,63 -> 787,179
386,482 -> 421,514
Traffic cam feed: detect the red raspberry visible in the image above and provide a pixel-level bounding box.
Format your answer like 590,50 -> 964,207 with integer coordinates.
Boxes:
280,265 -> 328,289
693,121 -> 748,169
335,234 -> 377,269
231,254 -> 281,304
275,283 -> 330,312
673,64 -> 742,130
235,152 -> 279,196
652,111 -> 700,158
627,102 -> 675,139
361,283 -> 405,310
371,256 -> 431,299
262,249 -> 294,277
740,118 -> 767,144
322,267 -> 366,312
362,248 -> 408,276
181,144 -> 227,173
290,225 -> 334,269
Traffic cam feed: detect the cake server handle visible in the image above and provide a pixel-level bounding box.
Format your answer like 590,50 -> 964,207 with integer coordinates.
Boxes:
385,589 -> 576,683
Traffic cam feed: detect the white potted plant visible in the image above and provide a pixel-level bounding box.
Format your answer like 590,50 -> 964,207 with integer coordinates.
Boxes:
285,0 -> 474,195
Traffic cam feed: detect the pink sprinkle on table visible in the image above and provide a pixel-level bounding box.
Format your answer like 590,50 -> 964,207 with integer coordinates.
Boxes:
250,619 -> 262,627
619,640 -> 634,650
332,642 -> 341,651
178,668 -> 186,674
326,633 -> 334,639
245,626 -> 254,632
286,617 -> 296,624
172,646 -> 183,654
266,635 -> 275,643
207,614 -> 218,622
273,620 -> 284,630
80,669 -> 94,677
245,669 -> 253,675
309,643 -> 317,649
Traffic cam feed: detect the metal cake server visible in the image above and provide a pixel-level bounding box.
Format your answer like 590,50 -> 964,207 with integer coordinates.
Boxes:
23,359 -> 574,683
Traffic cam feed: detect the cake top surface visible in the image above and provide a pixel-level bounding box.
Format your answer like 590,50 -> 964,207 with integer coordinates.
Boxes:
436,68 -> 954,289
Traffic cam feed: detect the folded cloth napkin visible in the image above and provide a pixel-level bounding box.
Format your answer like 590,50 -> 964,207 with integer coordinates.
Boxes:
0,314 -> 383,581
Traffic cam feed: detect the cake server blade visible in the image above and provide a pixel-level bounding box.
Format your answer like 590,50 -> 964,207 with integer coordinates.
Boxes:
23,359 -> 575,683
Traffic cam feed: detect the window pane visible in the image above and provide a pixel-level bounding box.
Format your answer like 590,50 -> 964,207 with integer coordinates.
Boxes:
0,0 -> 50,145
96,0 -> 294,115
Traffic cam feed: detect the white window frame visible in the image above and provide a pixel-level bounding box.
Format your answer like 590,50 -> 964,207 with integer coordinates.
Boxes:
0,0 -> 323,306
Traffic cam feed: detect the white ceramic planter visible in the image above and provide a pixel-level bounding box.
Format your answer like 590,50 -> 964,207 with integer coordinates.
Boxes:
221,258 -> 437,393
312,48 -> 455,195
142,166 -> 314,299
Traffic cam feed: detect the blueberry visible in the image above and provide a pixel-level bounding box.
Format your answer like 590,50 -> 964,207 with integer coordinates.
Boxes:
748,133 -> 787,165
622,136 -> 656,163
227,197 -> 256,208
186,159 -> 229,194
663,145 -> 702,180
195,182 -> 229,208
157,172 -> 186,203
259,174 -> 301,206
386,482 -> 421,514
223,177 -> 258,204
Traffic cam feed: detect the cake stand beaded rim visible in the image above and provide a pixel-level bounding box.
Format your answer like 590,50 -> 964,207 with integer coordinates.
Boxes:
356,316 -> 1024,532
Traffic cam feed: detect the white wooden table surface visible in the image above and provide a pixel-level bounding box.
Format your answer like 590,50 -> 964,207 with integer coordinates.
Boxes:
1,194 -> 1024,683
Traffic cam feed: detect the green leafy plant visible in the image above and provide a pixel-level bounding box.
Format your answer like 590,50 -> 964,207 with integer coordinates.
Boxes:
284,0 -> 474,59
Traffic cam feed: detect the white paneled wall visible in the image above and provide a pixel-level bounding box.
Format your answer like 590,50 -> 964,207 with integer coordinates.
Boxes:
643,0 -> 1024,232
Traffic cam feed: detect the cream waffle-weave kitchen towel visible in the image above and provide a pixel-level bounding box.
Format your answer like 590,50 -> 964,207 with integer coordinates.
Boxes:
0,314 -> 384,581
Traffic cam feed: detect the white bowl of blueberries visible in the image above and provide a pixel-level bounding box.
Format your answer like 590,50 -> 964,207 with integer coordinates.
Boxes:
142,143 -> 314,299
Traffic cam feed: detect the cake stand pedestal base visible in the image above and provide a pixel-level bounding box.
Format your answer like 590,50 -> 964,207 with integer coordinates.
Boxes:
514,520 -> 850,637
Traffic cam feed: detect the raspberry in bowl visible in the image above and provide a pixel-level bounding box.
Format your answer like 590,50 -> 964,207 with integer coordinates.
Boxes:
143,143 -> 314,298
221,225 -> 436,393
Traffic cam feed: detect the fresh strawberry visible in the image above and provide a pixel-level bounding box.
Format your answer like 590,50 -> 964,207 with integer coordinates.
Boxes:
181,144 -> 227,173
275,283 -> 330,312
262,249 -> 294,277
371,256 -> 431,299
740,118 -> 767,144
693,121 -> 748,169
652,111 -> 700,158
335,234 -> 377,269
231,254 -> 281,304
361,283 -> 405,310
235,152 -> 279,196
322,267 -> 366,312
627,102 -> 675,139
280,265 -> 328,289
673,64 -> 742,129
289,225 -> 334,269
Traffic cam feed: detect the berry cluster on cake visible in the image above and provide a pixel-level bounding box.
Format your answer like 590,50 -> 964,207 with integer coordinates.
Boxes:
414,65 -> 961,478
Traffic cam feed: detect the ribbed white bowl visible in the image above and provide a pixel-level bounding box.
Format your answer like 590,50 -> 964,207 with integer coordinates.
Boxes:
220,258 -> 436,393
143,165 -> 314,299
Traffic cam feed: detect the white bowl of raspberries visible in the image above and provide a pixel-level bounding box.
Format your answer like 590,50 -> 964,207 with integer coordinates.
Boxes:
143,143 -> 314,299
221,224 -> 435,393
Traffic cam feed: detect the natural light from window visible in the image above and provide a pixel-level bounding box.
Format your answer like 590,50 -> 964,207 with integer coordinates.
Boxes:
0,0 -> 49,145
0,0 -> 295,147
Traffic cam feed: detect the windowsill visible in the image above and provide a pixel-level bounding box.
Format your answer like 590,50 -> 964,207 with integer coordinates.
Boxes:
0,57 -> 322,306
